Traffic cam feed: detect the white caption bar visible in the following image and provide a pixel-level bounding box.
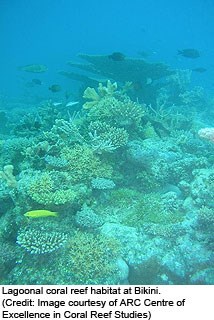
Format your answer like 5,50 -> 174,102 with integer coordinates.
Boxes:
0,285 -> 212,319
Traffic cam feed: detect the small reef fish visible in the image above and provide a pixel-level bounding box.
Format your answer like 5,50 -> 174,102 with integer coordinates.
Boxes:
33,113 -> 42,129
24,210 -> 58,218
192,67 -> 207,73
18,64 -> 48,73
32,78 -> 42,85
49,84 -> 61,92
146,77 -> 153,85
53,102 -> 63,107
138,50 -> 157,58
65,101 -> 79,107
178,49 -> 200,58
108,52 -> 126,61
25,79 -> 42,88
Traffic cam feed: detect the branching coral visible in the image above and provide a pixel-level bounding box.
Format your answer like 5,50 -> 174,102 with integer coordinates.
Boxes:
49,118 -> 85,144
91,177 -> 115,190
44,155 -> 69,169
60,144 -> 112,182
74,204 -> 104,230
26,171 -> 76,206
83,80 -> 118,109
67,231 -> 120,284
86,95 -> 144,128
17,228 -> 68,254
88,121 -> 129,152
122,193 -> 185,227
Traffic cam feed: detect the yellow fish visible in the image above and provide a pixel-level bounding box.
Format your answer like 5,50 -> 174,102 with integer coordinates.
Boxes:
24,210 -> 58,218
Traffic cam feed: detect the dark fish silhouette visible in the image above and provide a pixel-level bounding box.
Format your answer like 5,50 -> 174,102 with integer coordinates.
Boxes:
49,84 -> 61,92
178,49 -> 200,58
108,52 -> 125,61
34,114 -> 42,129
32,79 -> 42,85
192,67 -> 207,73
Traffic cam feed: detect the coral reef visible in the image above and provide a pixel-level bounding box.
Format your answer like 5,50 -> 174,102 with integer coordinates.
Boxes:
17,228 -> 68,254
0,51 -> 213,285
74,204 -> 104,230
91,177 -> 115,190
88,121 -> 129,152
67,231 -> 121,284
25,171 -> 77,206
83,80 -> 118,109
86,95 -> 144,128
66,53 -> 173,84
61,144 -> 113,182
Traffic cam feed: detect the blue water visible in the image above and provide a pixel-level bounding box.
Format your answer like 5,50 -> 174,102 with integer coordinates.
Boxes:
1,0 -> 214,98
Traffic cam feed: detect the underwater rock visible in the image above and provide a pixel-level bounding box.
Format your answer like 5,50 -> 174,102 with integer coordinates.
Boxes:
127,139 -> 179,168
198,127 -> 214,143
0,164 -> 17,188
116,257 -> 129,284
190,168 -> 214,208
189,268 -> 214,285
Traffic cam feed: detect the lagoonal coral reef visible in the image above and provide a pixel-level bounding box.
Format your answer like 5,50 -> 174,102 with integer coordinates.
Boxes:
0,57 -> 214,285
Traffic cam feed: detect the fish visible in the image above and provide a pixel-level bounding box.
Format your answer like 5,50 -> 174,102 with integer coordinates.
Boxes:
18,64 -> 48,73
32,78 -> 42,85
53,102 -> 63,107
108,52 -> 126,61
138,50 -> 157,58
146,77 -> 152,85
49,84 -> 61,92
178,49 -> 200,58
24,209 -> 58,218
33,113 -> 42,129
65,101 -> 79,107
192,67 -> 207,73
65,91 -> 72,100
